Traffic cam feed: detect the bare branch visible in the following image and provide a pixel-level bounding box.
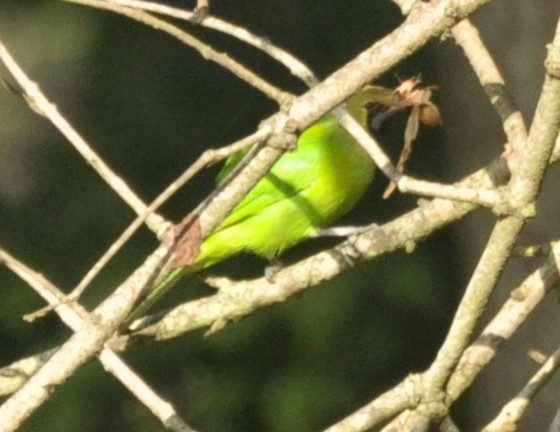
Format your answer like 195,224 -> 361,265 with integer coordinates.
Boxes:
4,1 -> 543,431
62,0 -> 291,105
123,152 -> 506,344
0,247 -> 198,431
106,0 -> 319,86
0,39 -> 166,234
337,108 -> 504,207
0,150 -> 509,401
453,19 -> 528,153
322,374 -> 423,432
482,347 -> 560,432
0,240 -> 171,431
195,0 -> 495,243
381,12 -> 560,431
445,239 -> 560,401
68,127 -> 269,301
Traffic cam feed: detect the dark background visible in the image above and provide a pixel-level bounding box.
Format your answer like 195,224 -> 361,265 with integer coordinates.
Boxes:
1,1 -> 560,431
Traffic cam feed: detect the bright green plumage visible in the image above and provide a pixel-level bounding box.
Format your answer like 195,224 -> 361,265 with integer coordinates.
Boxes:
128,87 -> 395,324
191,86 -> 393,270
194,118 -> 372,268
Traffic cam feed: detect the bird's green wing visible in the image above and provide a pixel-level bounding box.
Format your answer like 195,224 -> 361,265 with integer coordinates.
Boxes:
211,119 -> 332,231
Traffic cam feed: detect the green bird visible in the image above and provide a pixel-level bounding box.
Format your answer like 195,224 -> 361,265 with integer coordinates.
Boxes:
128,86 -> 402,325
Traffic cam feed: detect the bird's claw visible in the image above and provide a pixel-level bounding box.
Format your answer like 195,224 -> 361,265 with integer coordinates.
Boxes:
264,258 -> 283,282
314,223 -> 378,238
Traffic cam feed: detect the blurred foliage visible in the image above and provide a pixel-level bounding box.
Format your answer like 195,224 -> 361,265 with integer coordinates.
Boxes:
1,1 -> 559,431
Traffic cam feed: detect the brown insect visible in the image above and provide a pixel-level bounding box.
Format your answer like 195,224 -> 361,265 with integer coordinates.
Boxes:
383,76 -> 442,199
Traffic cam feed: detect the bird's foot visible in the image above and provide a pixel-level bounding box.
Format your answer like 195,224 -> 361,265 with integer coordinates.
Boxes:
264,258 -> 284,282
317,223 -> 379,263
192,3 -> 209,24
313,223 -> 378,238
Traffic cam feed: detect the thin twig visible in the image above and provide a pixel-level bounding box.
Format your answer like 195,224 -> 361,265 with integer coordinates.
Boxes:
0,237 -> 172,431
322,375 -> 422,432
446,240 -> 560,402
380,18 -> 526,209
62,0 -> 291,105
105,0 -> 319,87
507,20 -> 560,204
0,148 -> 505,399
382,18 -> 528,209
549,408 -> 560,432
382,14 -> 560,431
67,128 -> 269,301
0,153 -> 512,423
482,347 -> 560,432
99,350 -> 199,432
0,247 -> 198,432
169,0 -> 496,248
0,0 -> 497,428
124,153 -> 506,343
337,108 -> 503,207
0,39 -> 166,234
196,0 -> 208,13
343,101 -> 502,205
392,175 -> 502,207
453,19 -> 528,154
